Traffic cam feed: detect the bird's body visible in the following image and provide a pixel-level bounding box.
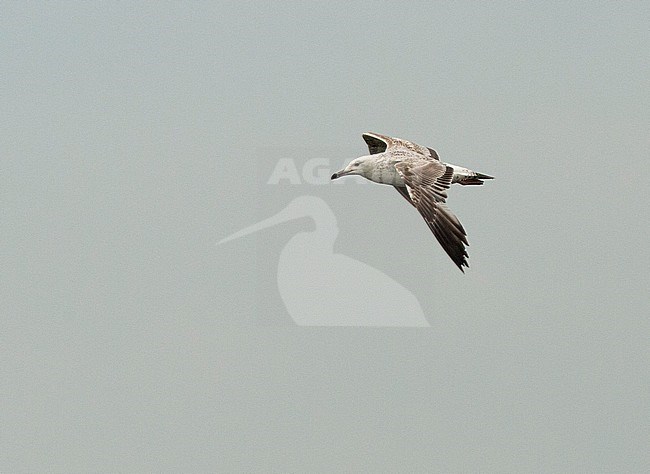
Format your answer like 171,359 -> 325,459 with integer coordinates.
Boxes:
331,132 -> 493,272
359,152 -> 406,186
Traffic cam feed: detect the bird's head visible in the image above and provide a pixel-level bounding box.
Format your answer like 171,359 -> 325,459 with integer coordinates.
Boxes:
331,155 -> 374,180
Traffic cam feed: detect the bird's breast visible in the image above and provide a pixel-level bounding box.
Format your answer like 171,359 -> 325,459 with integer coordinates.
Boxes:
368,163 -> 405,186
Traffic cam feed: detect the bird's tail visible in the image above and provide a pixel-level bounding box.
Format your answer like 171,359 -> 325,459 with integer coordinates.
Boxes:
458,171 -> 494,186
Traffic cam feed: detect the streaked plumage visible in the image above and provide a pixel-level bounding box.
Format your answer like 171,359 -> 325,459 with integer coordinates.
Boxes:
331,132 -> 493,272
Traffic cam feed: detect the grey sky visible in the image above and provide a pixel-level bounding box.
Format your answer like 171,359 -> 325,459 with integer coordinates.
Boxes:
2,1 -> 649,471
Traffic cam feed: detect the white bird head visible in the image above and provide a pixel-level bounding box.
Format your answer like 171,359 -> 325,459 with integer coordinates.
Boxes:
331,155 -> 376,180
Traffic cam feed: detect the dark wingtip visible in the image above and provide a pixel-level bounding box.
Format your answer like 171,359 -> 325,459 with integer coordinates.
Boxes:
330,173 -> 338,180
457,261 -> 469,273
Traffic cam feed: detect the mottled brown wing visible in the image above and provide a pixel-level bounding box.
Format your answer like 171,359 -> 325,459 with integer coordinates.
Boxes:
426,147 -> 440,160
363,132 -> 439,160
394,160 -> 469,272
362,133 -> 390,154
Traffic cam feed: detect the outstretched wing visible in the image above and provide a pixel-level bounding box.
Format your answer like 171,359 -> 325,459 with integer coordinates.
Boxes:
362,133 -> 391,154
394,160 -> 469,272
362,132 -> 439,160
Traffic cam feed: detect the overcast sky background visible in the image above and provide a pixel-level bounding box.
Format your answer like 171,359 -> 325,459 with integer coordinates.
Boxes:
2,1 -> 650,471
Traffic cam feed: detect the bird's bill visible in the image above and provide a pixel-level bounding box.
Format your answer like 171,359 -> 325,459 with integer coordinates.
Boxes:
217,206 -> 296,245
330,169 -> 350,180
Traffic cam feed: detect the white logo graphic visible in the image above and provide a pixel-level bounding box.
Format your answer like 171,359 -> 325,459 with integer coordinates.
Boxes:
219,196 -> 428,327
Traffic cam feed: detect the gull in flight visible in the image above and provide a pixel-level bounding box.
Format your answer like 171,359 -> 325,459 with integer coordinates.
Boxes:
331,132 -> 493,272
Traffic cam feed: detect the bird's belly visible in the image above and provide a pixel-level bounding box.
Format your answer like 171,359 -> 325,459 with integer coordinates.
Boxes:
369,167 -> 405,186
